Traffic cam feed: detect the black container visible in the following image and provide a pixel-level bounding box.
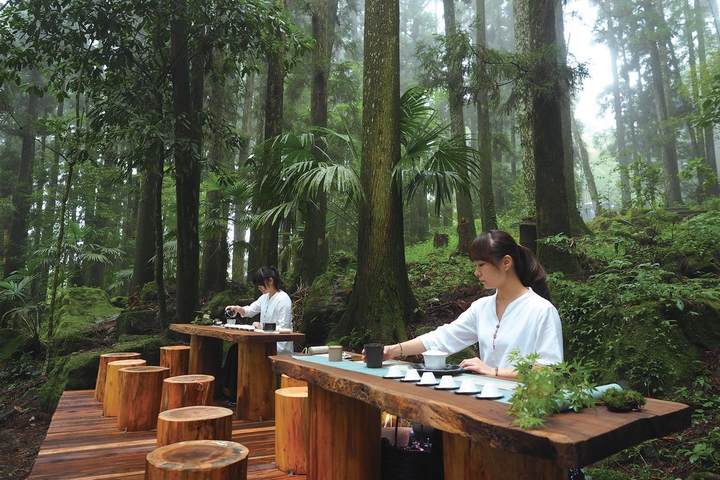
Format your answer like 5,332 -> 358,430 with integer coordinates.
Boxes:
263,322 -> 276,331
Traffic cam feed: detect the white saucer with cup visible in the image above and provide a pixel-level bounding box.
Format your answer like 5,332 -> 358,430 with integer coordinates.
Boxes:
434,375 -> 458,390
383,365 -> 404,379
401,368 -> 421,382
417,371 -> 437,386
477,382 -> 503,399
454,378 -> 479,395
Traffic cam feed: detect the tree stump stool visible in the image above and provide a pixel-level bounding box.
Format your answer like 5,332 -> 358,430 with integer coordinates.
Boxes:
275,386 -> 308,475
280,374 -> 307,389
160,374 -> 215,412
103,358 -> 146,417
117,366 -> 169,432
156,405 -> 233,448
94,352 -> 142,402
145,440 -> 249,480
159,345 -> 191,377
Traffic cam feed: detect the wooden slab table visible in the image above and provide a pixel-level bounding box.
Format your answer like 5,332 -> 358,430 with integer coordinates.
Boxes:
270,355 -> 692,480
169,323 -> 305,421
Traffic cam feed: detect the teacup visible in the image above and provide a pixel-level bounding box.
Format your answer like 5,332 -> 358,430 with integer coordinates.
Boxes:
422,350 -> 448,370
386,365 -> 403,378
226,318 -> 236,326
478,382 -> 501,398
418,372 -> 437,385
402,368 -> 421,382
457,379 -> 478,394
438,375 -> 457,389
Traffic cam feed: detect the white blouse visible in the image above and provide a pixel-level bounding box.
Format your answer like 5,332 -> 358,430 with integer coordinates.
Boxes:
241,290 -> 293,355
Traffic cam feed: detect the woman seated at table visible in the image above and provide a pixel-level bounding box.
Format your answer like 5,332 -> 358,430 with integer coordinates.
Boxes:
225,265 -> 294,355
378,229 -> 563,379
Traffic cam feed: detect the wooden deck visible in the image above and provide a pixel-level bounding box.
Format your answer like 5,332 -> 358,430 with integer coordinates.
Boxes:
29,390 -> 305,480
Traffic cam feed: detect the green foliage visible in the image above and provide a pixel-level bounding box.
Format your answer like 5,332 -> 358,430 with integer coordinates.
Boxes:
618,157 -> 666,209
599,387 -> 647,412
552,211 -> 720,394
506,351 -> 597,430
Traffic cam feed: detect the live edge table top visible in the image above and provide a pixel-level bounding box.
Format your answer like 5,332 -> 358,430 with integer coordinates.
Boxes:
269,354 -> 692,469
170,323 -> 305,343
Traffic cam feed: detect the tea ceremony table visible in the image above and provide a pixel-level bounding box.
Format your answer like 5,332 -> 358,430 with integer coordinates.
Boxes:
169,323 -> 304,421
270,354 -> 691,480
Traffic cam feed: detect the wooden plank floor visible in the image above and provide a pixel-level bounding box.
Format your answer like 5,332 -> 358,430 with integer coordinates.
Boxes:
29,390 -> 305,480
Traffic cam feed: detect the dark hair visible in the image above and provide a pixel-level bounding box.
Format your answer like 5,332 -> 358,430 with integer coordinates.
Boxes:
252,266 -> 286,292
468,230 -> 552,302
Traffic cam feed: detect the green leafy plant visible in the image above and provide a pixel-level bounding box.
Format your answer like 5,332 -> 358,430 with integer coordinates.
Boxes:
599,387 -> 647,412
506,351 -> 597,429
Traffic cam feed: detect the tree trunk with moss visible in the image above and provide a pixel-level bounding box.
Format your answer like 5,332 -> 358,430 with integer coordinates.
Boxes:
333,0 -> 417,346
518,0 -> 580,275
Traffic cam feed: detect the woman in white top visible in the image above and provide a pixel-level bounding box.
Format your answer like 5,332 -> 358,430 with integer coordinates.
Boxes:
373,230 -> 563,379
225,266 -> 294,355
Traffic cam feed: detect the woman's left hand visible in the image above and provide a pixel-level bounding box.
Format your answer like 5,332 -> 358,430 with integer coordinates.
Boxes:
252,321 -> 261,329
459,357 -> 493,376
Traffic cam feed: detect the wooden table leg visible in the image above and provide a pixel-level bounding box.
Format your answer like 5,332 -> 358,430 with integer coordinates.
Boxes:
307,384 -> 381,480
188,334 -> 224,399
236,342 -> 276,421
443,432 -> 566,480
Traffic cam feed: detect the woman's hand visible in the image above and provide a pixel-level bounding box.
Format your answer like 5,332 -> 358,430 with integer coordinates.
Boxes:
252,321 -> 261,329
225,305 -> 245,316
459,357 -> 493,376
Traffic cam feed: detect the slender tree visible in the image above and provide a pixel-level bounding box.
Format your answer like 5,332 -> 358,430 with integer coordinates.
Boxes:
334,0 -> 418,346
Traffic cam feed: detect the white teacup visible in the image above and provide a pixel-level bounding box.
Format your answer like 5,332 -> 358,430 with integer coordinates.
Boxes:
403,368 -> 421,382
479,382 -> 501,398
458,379 -> 478,394
386,365 -> 403,377
418,372 -> 437,385
422,350 -> 448,370
438,375 -> 457,389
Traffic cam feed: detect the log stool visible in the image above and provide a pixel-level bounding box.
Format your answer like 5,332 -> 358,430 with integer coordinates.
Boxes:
280,374 -> 307,389
156,406 -> 233,448
94,352 -> 142,402
145,440 -> 249,480
159,345 -> 191,377
103,358 -> 146,417
275,386 -> 308,475
118,366 -> 169,432
160,374 -> 215,412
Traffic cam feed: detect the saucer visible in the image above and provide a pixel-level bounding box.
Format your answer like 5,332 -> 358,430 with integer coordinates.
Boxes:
410,364 -> 464,375
433,385 -> 459,390
383,373 -> 405,379
399,377 -> 421,383
454,389 -> 479,395
415,381 -> 438,387
476,394 -> 504,400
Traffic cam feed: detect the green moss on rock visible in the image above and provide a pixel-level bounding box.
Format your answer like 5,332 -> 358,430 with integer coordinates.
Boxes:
44,287 -> 122,340
0,328 -> 31,364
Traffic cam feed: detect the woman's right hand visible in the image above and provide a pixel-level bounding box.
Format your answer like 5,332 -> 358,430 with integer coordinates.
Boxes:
225,305 -> 245,317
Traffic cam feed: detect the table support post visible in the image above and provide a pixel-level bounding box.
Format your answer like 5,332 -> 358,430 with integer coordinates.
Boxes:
307,383 -> 381,480
237,342 -> 277,421
188,335 -> 224,399
443,432 -> 566,480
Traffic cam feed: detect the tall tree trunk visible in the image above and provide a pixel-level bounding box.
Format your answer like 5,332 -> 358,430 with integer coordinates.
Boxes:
696,0 -> 720,196
258,0 -> 287,270
171,0 -> 202,324
556,1 -> 589,236
131,155 -> 159,294
335,0 -> 417,347
444,0 -> 476,252
518,0 -> 580,274
513,0 -> 536,218
476,0 -> 497,232
296,0 -> 331,290
572,116 -> 601,215
643,0 -> 682,206
232,73 -> 255,283
85,157 -> 113,287
604,4 -> 632,207
4,68 -> 40,278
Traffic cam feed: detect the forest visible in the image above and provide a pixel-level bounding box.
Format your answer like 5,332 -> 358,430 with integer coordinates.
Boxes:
2,0 -> 720,478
